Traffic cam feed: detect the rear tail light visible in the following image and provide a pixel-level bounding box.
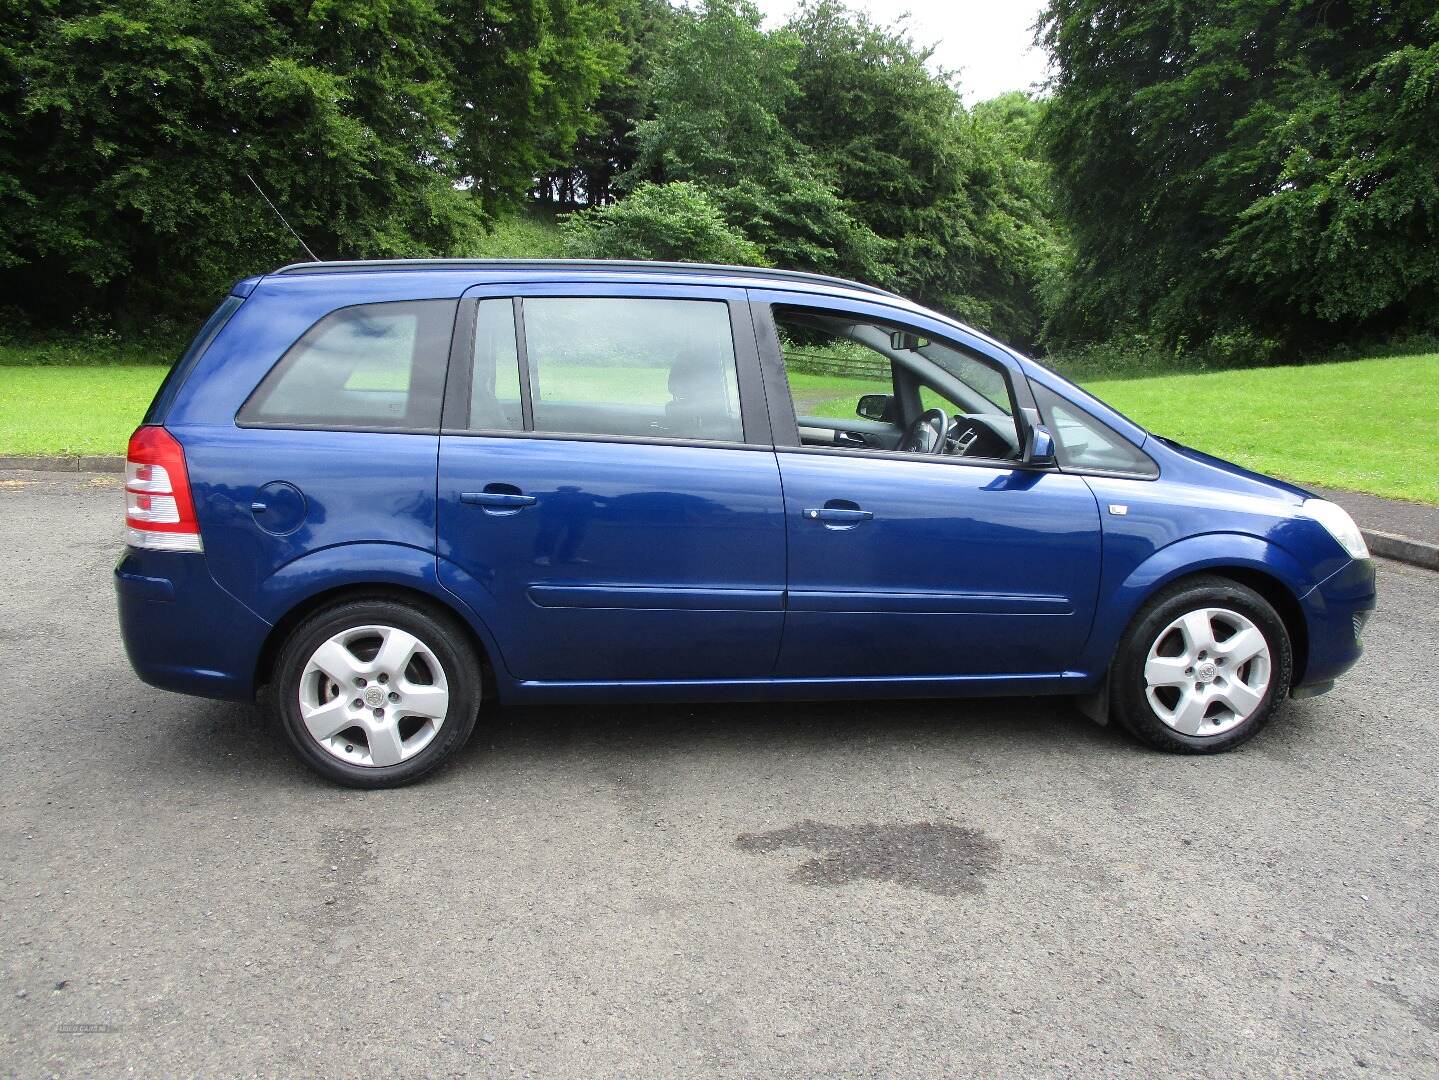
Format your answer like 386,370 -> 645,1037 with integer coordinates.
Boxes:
125,426 -> 203,552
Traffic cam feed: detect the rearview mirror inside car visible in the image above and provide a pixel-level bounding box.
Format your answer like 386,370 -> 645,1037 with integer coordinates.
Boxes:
889,331 -> 928,352
856,393 -> 896,422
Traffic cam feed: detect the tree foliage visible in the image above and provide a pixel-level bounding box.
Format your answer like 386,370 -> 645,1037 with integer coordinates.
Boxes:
534,0 -> 678,207
0,0 -> 624,326
629,0 -> 891,285
622,0 -> 1062,347
560,179 -> 767,264
1039,0 -> 1439,353
781,4 -> 1063,346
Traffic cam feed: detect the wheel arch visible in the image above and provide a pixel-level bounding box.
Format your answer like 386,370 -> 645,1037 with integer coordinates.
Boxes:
254,581 -> 506,706
1192,566 -> 1308,686
1081,533 -> 1317,690
248,548 -> 508,703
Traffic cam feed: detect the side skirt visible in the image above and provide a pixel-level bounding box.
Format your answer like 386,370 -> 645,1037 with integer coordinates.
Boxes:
501,671 -> 1095,706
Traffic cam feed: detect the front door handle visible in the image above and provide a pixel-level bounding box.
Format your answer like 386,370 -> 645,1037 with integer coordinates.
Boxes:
461,491 -> 537,512
803,506 -> 873,528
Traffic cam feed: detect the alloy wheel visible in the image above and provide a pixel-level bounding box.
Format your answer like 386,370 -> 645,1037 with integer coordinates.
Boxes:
297,624 -> 450,767
1143,607 -> 1271,737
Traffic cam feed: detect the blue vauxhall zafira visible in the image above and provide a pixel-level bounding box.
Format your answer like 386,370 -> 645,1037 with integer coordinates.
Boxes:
115,259 -> 1376,787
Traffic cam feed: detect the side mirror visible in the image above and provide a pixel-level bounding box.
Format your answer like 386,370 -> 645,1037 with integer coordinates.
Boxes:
1025,423 -> 1056,466
856,393 -> 896,422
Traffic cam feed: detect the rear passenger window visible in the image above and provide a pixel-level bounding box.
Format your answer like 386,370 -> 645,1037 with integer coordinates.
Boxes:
522,297 -> 743,442
467,299 -> 523,431
239,300 -> 453,430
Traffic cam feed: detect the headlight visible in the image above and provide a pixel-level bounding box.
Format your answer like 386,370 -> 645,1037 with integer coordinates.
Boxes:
1298,499 -> 1369,560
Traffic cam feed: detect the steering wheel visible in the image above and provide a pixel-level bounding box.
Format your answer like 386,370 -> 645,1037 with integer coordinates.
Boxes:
899,407 -> 951,455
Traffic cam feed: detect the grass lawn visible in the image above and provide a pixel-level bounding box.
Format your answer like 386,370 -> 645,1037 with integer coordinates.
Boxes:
0,365 -> 169,456
1090,353 -> 1438,505
2,352 -> 1435,504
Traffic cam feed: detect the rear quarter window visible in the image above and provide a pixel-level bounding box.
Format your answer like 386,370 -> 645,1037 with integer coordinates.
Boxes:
238,299 -> 454,431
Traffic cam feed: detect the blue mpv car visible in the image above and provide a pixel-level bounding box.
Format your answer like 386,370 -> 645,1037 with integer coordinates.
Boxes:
116,259 -> 1376,787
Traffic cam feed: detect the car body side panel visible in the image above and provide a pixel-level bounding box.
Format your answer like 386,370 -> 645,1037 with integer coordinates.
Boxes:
1080,470 -> 1374,686
773,451 -> 1103,677
437,437 -> 787,682
176,427 -> 440,616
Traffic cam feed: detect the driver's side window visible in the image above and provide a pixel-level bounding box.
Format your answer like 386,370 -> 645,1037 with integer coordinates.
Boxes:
772,307 -> 1022,461
776,321 -> 896,428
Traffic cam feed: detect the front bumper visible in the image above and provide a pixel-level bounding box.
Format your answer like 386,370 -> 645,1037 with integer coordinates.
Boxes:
1294,557 -> 1377,693
115,549 -> 272,701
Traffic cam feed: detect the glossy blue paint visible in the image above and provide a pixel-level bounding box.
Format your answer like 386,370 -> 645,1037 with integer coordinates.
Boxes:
115,260 -> 1375,712
1300,557 -> 1375,686
772,451 -> 1102,677
177,426 -> 440,618
1076,440 -> 1369,688
437,435 -> 787,681
114,548 -> 270,700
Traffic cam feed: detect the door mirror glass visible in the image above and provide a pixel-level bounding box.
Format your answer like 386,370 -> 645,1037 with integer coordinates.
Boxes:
856,393 -> 895,422
1025,423 -> 1056,465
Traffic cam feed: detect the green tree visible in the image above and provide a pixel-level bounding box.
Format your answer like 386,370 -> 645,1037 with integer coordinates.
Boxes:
535,0 -> 679,207
1039,0 -> 1439,354
781,2 -> 1064,347
447,0 -> 627,214
0,0 -> 623,328
964,93 -> 1069,347
560,180 -> 767,264
629,0 -> 890,284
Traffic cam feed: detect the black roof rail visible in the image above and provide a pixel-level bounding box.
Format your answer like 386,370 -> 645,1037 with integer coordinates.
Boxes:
269,258 -> 903,300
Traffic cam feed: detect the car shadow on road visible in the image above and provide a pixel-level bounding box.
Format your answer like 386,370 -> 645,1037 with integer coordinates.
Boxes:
475,693 -> 1131,758
161,689 -> 1139,792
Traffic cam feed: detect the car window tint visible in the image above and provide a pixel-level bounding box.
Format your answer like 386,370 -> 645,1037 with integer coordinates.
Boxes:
522,297 -> 743,442
468,299 -> 522,431
1033,382 -> 1157,476
240,300 -> 452,430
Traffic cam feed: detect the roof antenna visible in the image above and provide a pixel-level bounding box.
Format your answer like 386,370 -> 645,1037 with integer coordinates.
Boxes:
246,173 -> 320,262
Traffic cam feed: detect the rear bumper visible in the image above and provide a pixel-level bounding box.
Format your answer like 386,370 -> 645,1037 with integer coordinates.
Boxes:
115,549 -> 271,701
1294,557 -> 1377,692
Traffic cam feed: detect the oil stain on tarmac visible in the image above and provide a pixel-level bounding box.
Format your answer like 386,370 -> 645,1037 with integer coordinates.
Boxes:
736,820 -> 1000,896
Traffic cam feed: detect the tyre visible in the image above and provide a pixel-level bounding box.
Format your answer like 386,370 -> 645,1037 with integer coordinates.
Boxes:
1111,575 -> 1292,754
273,598 -> 482,787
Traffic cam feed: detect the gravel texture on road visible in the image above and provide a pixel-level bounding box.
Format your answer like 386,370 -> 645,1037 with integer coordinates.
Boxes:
1,471 -> 1435,1078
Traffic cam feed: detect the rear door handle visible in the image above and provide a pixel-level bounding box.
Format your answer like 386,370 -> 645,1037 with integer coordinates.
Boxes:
461,491 -> 537,510
803,507 -> 873,526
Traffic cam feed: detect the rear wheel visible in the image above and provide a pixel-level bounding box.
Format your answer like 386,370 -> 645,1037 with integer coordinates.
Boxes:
274,599 -> 481,787
1112,575 -> 1291,753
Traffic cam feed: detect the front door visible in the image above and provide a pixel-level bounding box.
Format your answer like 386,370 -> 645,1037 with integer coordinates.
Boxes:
437,286 -> 786,683
753,292 -> 1104,678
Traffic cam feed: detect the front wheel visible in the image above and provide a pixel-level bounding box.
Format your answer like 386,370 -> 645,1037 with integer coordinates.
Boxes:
273,599 -> 482,787
1112,575 -> 1292,753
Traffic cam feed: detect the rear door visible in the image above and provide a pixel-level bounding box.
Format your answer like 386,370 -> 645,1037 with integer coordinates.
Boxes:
751,290 -> 1104,679
436,284 -> 786,683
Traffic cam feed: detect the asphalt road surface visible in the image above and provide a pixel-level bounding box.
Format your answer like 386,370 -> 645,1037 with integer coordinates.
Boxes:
2,471 -> 1436,1079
